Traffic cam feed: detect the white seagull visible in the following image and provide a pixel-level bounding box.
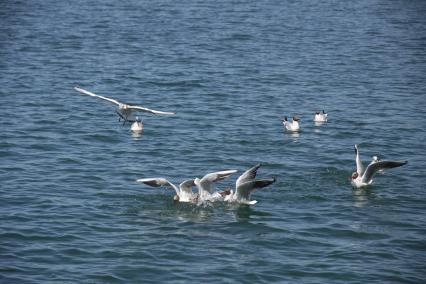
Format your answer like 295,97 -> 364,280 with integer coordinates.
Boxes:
128,116 -> 143,132
136,177 -> 197,203
350,144 -> 407,188
73,87 -> 175,126
225,164 -> 276,205
283,116 -> 300,132
194,170 -> 238,203
314,110 -> 328,123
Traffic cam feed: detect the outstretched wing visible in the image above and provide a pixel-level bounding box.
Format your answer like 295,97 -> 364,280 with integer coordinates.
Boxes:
74,87 -> 121,106
362,160 -> 407,183
128,105 -> 175,115
136,177 -> 179,195
236,178 -> 276,200
354,144 -> 364,176
236,164 -> 261,188
199,170 -> 238,193
179,179 -> 195,195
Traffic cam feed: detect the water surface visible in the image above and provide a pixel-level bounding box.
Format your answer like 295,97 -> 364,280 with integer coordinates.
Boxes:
1,0 -> 426,283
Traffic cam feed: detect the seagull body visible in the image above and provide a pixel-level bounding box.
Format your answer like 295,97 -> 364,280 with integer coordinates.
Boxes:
314,110 -> 327,123
194,170 -> 238,203
283,116 -> 300,132
137,178 -> 197,203
74,87 -> 175,124
128,117 -> 143,132
130,120 -> 143,132
351,144 -> 407,188
225,164 -> 276,205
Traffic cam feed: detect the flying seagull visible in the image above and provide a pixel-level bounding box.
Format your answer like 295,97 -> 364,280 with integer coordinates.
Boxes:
73,87 -> 175,126
350,144 -> 407,188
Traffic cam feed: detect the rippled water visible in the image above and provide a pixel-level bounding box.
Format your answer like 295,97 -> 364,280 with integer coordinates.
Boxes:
1,0 -> 426,283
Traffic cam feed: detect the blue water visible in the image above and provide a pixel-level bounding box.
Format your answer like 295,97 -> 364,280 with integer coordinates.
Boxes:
1,0 -> 426,283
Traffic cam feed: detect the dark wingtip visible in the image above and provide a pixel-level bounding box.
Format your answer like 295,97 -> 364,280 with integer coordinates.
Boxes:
395,160 -> 408,166
142,180 -> 161,187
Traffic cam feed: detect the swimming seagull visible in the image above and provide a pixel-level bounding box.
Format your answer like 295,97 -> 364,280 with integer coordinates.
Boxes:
314,110 -> 327,123
282,116 -> 300,132
127,116 -> 143,132
73,87 -> 175,125
194,170 -> 238,203
225,164 -> 276,205
136,177 -> 197,203
350,144 -> 407,188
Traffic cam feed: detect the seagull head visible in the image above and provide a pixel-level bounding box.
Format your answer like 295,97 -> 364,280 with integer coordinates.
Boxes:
293,115 -> 300,122
315,111 -> 320,115
351,172 -> 358,180
135,116 -> 142,123
173,195 -> 180,203
194,178 -> 201,186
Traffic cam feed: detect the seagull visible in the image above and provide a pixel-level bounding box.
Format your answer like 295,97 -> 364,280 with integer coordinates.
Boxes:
350,144 -> 407,188
127,116 -> 143,132
282,116 -> 300,132
136,177 -> 197,203
224,164 -> 276,205
73,87 -> 175,125
314,110 -> 327,123
194,170 -> 238,203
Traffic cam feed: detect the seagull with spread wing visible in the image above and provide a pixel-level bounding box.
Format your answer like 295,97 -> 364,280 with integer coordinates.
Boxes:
74,87 -> 175,130
194,170 -> 238,203
224,164 -> 276,205
136,178 -> 197,203
137,170 -> 237,204
351,144 -> 407,188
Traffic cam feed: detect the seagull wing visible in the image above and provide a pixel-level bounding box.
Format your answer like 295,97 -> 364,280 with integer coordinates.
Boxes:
236,164 -> 261,188
179,179 -> 195,195
354,145 -> 364,176
362,160 -> 407,184
136,177 -> 179,195
199,170 -> 238,193
235,178 -> 276,200
128,105 -> 175,115
74,87 -> 121,106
